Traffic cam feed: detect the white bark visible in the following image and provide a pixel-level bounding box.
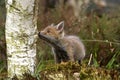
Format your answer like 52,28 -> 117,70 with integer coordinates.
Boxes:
5,0 -> 38,79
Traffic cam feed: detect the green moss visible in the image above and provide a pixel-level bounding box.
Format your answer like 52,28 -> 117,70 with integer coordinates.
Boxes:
39,62 -> 120,80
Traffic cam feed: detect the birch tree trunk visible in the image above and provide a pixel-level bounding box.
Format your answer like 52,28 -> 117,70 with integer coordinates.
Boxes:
5,0 -> 38,79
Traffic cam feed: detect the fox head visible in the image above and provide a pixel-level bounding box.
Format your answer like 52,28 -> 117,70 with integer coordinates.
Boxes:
40,21 -> 65,40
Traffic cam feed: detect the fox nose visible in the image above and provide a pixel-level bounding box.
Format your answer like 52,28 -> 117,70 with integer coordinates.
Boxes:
38,31 -> 45,37
38,32 -> 42,37
38,31 -> 43,39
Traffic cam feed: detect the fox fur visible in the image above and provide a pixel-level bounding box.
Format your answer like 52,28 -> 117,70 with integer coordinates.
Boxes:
39,21 -> 85,64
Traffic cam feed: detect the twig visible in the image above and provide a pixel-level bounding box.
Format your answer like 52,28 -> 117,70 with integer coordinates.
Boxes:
88,53 -> 93,66
82,40 -> 120,45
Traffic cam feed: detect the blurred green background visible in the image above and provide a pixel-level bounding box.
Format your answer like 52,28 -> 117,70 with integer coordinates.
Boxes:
0,0 -> 120,78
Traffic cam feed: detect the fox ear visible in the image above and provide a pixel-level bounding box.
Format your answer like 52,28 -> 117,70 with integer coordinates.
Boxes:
56,21 -> 64,32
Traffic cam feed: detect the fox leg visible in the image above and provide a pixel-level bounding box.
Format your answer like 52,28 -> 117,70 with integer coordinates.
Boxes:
54,53 -> 61,63
67,47 -> 75,62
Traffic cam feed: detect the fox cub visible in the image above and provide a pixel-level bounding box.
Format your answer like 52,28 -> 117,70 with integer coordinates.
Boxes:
39,21 -> 85,64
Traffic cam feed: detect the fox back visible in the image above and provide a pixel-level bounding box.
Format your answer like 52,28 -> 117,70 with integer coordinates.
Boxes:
39,21 -> 85,64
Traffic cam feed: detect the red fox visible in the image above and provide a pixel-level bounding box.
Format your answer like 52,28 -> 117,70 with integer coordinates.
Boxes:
38,21 -> 85,64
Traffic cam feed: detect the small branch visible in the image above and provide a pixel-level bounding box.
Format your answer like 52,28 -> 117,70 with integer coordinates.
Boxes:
82,39 -> 120,45
88,53 -> 93,66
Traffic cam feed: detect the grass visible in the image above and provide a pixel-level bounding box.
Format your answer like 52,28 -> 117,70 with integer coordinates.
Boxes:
0,0 -> 120,79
